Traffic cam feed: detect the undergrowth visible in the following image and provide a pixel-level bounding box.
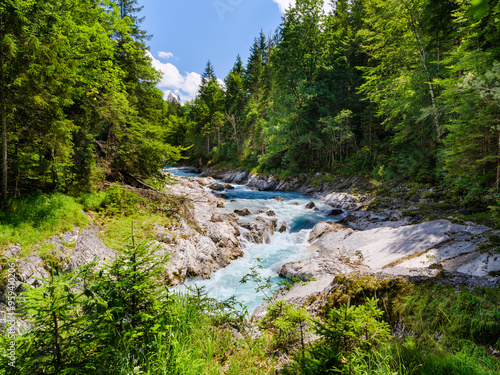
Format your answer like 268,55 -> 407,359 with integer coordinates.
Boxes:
82,184 -> 180,249
0,184 -> 183,284
291,274 -> 500,374
0,194 -> 90,253
0,239 -> 280,374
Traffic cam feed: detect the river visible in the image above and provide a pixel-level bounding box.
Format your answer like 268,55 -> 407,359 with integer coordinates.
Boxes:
166,166 -> 341,314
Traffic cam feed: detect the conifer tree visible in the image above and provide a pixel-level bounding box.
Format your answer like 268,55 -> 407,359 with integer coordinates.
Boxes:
8,266 -> 100,373
224,55 -> 247,160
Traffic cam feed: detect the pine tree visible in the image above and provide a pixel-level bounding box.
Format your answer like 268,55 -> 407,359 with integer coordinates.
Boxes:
200,59 -> 217,90
7,265 -> 100,373
84,237 -> 167,368
224,55 -> 247,160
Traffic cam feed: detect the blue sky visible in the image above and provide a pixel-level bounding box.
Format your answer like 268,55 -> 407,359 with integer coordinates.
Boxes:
139,0 -> 331,102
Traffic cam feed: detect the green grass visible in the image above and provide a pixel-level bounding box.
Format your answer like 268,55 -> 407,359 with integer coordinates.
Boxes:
296,274 -> 500,375
98,212 -> 176,250
0,185 -> 180,269
457,211 -> 500,230
398,282 -> 500,351
0,193 -> 90,253
133,289 -> 280,375
83,184 -> 179,249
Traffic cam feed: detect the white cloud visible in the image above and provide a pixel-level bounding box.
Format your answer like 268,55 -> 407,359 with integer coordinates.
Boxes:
272,0 -> 295,12
272,0 -> 333,14
146,51 -> 201,103
158,51 -> 174,60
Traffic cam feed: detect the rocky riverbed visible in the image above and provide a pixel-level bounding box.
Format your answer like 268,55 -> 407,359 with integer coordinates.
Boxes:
1,172 -> 282,295
198,167 -> 500,315
3,167 -> 500,319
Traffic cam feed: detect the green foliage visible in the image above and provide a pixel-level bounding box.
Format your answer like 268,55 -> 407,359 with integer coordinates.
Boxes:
0,193 -> 89,252
398,282 -> 500,351
258,300 -> 311,354
2,250 -> 500,374
285,298 -> 391,374
240,260 -> 275,300
1,0 -> 183,199
174,0 -> 500,203
0,238 -> 270,374
3,265 -> 101,374
295,274 -> 500,374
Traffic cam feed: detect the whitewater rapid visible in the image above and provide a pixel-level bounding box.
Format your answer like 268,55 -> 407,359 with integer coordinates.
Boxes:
166,167 -> 340,314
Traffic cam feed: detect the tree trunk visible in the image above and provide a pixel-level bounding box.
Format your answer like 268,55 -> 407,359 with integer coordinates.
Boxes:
403,0 -> 441,139
52,308 -> 61,372
497,127 -> 500,192
1,12 -> 7,208
226,113 -> 240,160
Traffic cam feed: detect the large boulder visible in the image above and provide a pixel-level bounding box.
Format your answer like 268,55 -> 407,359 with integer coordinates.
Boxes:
279,257 -> 357,281
240,216 -> 277,244
308,222 -> 348,243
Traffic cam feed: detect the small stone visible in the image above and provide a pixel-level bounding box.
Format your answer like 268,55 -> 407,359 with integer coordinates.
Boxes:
211,213 -> 224,223
266,210 -> 276,217
234,208 -> 251,216
4,245 -> 21,259
212,184 -> 225,191
305,201 -> 316,209
327,208 -> 343,216
223,184 -> 235,190
272,196 -> 284,202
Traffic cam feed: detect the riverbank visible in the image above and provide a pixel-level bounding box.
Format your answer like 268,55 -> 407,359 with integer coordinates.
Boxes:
1,169 -> 500,373
198,166 -> 500,274
4,167 -> 499,303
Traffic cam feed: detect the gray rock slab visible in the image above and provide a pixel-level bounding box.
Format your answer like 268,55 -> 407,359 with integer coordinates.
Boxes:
279,257 -> 356,281
308,222 -> 352,244
311,219 -> 491,270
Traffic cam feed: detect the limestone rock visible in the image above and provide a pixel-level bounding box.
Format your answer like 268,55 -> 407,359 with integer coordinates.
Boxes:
67,225 -> 116,271
279,257 -> 356,281
234,208 -> 251,216
240,217 -> 275,244
308,222 -> 348,243
323,192 -> 361,210
305,201 -> 316,209
311,219 -> 494,276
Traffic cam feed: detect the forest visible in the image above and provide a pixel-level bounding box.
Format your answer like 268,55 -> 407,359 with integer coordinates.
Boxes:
169,0 -> 500,201
1,0 -> 500,374
1,0 -> 499,202
0,0 -> 184,208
